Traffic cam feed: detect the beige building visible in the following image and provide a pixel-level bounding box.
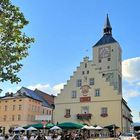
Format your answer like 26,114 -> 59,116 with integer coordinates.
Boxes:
0,87 -> 54,133
54,15 -> 132,132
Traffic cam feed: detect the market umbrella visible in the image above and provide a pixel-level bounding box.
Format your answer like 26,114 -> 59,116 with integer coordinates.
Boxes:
14,127 -> 25,131
26,126 -> 37,131
46,123 -> 54,129
25,123 -> 42,129
50,126 -> 62,130
88,126 -> 96,130
24,123 -> 54,129
104,124 -> 119,130
58,122 -> 84,129
81,125 -> 96,130
95,126 -> 103,130
81,125 -> 90,130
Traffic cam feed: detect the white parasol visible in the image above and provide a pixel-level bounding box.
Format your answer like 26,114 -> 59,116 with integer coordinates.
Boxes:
95,126 -> 103,130
14,127 -> 25,131
50,126 -> 62,130
26,126 -> 37,131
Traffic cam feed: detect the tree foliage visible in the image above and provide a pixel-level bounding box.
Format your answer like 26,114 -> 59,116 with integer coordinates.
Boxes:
0,0 -> 34,85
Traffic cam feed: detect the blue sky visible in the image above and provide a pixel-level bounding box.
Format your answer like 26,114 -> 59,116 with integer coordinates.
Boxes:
1,0 -> 140,122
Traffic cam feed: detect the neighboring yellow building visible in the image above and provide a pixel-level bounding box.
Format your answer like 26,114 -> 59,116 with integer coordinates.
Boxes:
54,15 -> 132,132
0,87 -> 54,133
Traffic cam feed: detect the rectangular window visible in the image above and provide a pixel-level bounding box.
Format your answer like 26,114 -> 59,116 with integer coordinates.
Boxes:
4,115 -> 6,121
118,75 -> 122,94
28,115 -> 30,121
81,106 -> 89,114
65,109 -> 70,116
101,107 -> 108,115
5,105 -> 7,111
19,105 -> 22,110
64,109 -> 71,118
95,89 -> 100,96
71,90 -> 77,98
31,115 -> 34,121
13,105 -> 15,111
49,110 -> 51,115
32,105 -> 34,111
108,58 -> 111,61
18,114 -> 21,121
89,78 -> 94,85
12,115 -> 15,121
76,79 -> 82,87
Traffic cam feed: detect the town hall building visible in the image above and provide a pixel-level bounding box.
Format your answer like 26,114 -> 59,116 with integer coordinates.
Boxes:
54,15 -> 132,132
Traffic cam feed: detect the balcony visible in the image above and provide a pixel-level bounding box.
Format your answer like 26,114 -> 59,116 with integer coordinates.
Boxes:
100,113 -> 108,117
64,114 -> 71,118
77,113 -> 92,120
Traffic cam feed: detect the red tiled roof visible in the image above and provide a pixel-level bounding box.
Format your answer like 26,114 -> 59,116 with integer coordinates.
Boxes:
34,89 -> 54,105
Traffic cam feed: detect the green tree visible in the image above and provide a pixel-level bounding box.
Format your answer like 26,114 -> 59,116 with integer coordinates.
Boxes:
0,0 -> 34,87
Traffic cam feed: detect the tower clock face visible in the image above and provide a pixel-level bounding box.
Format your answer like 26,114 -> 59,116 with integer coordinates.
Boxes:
99,46 -> 111,58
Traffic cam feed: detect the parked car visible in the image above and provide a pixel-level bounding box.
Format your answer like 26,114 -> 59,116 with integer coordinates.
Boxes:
119,132 -> 137,140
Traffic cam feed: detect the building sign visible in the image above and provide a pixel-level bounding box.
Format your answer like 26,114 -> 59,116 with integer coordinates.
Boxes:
35,115 -> 51,121
80,96 -> 91,102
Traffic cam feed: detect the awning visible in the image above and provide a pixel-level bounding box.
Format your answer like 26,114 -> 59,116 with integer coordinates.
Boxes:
57,122 -> 84,129
104,124 -> 119,130
24,123 -> 54,129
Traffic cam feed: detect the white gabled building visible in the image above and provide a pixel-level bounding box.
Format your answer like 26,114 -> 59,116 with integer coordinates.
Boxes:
54,15 -> 132,132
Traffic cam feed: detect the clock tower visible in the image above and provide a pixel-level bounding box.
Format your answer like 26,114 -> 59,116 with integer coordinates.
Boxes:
93,15 -> 122,94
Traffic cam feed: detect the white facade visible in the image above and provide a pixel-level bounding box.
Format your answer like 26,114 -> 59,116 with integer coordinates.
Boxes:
54,15 -> 132,132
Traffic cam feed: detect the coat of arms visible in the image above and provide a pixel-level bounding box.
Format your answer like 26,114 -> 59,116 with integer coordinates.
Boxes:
80,85 -> 90,96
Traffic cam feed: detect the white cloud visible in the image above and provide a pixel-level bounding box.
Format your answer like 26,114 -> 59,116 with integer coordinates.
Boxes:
53,83 -> 65,94
136,82 -> 140,86
27,84 -> 50,92
6,86 -> 21,93
27,83 -> 65,95
123,89 -> 140,101
122,57 -> 140,81
5,83 -> 65,96
122,57 -> 140,101
131,110 -> 140,123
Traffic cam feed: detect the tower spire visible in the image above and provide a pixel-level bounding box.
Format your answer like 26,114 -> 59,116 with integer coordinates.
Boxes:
103,14 -> 112,35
